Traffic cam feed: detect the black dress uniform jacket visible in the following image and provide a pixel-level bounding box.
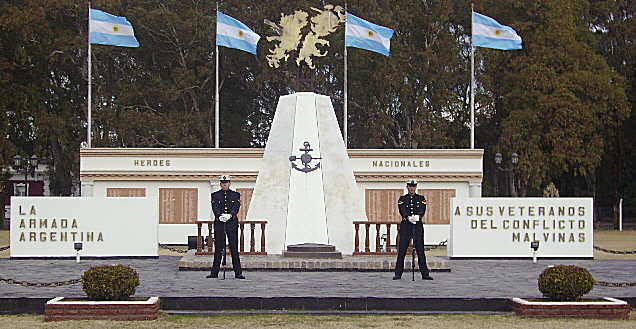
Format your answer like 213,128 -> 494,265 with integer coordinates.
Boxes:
394,192 -> 430,277
211,189 -> 241,220
398,193 -> 427,221
210,189 -> 242,276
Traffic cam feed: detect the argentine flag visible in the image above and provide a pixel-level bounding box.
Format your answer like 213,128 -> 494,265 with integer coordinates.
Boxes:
345,13 -> 394,56
216,11 -> 260,55
89,9 -> 139,47
472,12 -> 522,50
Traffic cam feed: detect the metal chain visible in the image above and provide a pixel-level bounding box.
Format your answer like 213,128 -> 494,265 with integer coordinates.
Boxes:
424,239 -> 448,251
593,245 -> 636,255
158,244 -> 188,254
0,245 -> 9,252
595,280 -> 636,287
0,275 -> 80,287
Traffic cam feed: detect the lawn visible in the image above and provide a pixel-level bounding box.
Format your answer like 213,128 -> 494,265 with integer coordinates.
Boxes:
0,313 -> 634,329
0,230 -> 8,258
593,230 -> 636,260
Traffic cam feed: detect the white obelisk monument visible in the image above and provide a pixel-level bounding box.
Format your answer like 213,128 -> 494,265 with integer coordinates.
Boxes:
246,92 -> 366,255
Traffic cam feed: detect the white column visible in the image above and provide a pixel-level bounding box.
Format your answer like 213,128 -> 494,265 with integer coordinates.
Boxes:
468,182 -> 482,198
81,181 -> 95,197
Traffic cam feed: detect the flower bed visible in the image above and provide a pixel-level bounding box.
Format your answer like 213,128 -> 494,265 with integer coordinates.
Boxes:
44,296 -> 159,321
512,297 -> 629,320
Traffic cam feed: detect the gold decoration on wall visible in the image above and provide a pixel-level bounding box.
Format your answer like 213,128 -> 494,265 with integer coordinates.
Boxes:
265,11 -> 309,68
543,183 -> 560,198
265,4 -> 345,69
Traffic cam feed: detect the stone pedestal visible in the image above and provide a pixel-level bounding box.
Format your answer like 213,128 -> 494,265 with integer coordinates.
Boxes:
283,243 -> 343,259
246,93 -> 366,254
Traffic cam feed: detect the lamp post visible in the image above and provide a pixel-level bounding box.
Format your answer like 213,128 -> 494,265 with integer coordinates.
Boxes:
12,154 -> 39,197
495,152 -> 518,196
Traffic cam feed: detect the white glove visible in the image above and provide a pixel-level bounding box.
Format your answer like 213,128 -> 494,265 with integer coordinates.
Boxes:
219,213 -> 231,222
408,215 -> 419,224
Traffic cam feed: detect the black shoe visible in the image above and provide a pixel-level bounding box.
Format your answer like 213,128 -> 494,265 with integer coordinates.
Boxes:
206,273 -> 218,279
235,274 -> 246,279
421,274 -> 434,280
392,275 -> 401,280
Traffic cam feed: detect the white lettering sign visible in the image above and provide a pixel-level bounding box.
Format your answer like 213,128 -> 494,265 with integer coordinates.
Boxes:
10,197 -> 158,257
449,198 -> 593,258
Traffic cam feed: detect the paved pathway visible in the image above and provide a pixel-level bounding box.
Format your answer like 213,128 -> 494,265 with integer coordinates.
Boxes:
1,257 -> 635,299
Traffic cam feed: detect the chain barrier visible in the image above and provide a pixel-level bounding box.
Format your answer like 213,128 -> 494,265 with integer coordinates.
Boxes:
0,275 -> 80,287
158,244 -> 188,254
595,280 -> 636,287
593,245 -> 636,255
424,240 -> 448,251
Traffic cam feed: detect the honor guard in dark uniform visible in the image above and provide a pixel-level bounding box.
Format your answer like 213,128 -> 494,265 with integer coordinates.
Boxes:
206,175 -> 245,279
393,179 -> 433,280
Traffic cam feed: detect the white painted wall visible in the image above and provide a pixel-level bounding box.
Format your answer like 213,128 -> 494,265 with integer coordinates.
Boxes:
349,157 -> 483,173
81,152 -> 482,175
94,180 -> 211,245
92,180 -> 256,245
81,156 -> 262,173
79,118 -> 482,254
85,180 -> 473,250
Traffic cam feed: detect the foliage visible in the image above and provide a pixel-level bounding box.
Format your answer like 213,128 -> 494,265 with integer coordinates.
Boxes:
0,0 -> 633,207
588,0 -> 636,223
477,0 -> 630,197
81,264 -> 140,300
538,265 -> 595,301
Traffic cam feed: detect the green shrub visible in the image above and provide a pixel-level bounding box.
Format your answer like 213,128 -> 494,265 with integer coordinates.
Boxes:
81,264 -> 140,301
538,265 -> 595,301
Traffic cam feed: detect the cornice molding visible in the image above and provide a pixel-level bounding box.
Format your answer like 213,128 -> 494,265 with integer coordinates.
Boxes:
80,148 -> 484,159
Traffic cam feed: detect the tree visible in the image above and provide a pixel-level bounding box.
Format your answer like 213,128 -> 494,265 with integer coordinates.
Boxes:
0,0 -> 85,196
0,0 -> 632,209
478,0 -> 629,197
590,0 -> 636,226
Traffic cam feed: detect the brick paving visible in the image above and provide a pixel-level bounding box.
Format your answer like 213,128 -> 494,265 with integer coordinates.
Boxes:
1,257 -> 635,299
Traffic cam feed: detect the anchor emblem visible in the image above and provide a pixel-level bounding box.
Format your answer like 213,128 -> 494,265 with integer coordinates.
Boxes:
289,141 -> 322,173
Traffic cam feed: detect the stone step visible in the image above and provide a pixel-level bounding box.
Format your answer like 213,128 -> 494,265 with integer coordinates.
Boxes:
286,243 -> 336,253
178,250 -> 452,272
282,251 -> 343,259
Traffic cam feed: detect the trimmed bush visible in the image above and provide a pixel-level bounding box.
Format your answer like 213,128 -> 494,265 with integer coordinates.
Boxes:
81,265 -> 140,301
538,265 -> 595,301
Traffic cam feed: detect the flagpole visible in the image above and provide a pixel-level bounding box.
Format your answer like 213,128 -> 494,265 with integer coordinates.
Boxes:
87,2 -> 92,148
343,2 -> 348,147
215,2 -> 220,148
470,4 -> 475,149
